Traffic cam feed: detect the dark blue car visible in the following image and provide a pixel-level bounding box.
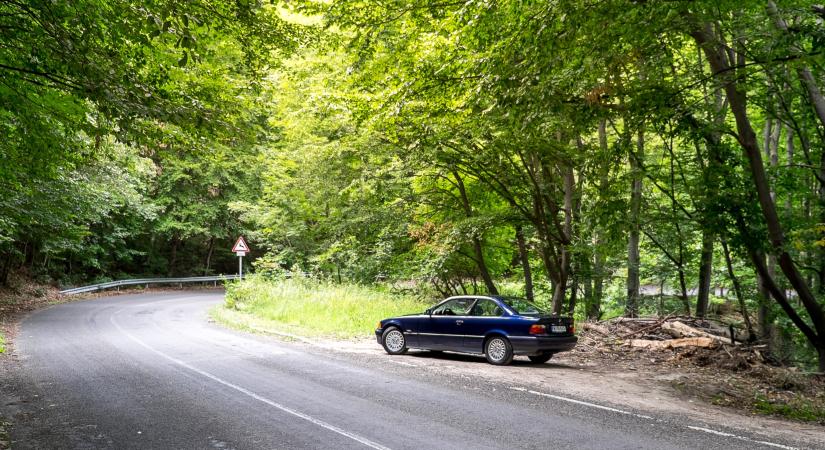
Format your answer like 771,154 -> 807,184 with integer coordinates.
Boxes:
375,295 -> 577,365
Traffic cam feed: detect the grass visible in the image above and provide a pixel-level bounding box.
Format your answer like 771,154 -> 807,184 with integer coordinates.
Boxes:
753,394 -> 825,423
0,332 -> 5,354
212,276 -> 430,339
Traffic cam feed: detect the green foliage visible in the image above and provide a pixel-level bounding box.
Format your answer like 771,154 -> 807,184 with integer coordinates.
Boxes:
0,1 -> 306,284
218,276 -> 429,338
2,0 -> 825,368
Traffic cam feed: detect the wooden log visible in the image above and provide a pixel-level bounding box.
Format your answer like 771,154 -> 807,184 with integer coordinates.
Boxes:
620,314 -> 674,339
630,337 -> 717,349
661,321 -> 730,342
581,322 -> 610,335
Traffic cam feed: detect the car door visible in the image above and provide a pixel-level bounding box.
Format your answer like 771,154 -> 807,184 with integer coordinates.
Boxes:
422,298 -> 474,350
462,298 -> 505,352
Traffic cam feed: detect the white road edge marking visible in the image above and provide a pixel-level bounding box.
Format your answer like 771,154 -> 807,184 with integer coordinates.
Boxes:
111,312 -> 391,450
508,386 -> 653,420
509,387 -> 797,450
687,426 -> 797,450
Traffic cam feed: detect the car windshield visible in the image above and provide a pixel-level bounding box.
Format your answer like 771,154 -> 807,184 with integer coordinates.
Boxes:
500,297 -> 547,315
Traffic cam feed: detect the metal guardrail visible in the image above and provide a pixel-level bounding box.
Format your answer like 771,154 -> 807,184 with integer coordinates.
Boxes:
59,275 -> 241,296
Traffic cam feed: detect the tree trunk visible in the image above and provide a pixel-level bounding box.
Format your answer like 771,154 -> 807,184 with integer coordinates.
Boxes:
769,0 -> 825,300
591,251 -> 604,320
721,238 -> 755,341
695,230 -> 714,318
583,261 -> 593,318
757,269 -> 774,342
693,24 -> 825,370
590,120 -> 609,320
168,236 -> 179,277
453,169 -> 498,295
515,225 -> 534,301
785,126 -> 794,215
552,165 -> 575,315
677,268 -> 690,315
626,129 -> 644,318
204,237 -> 214,276
766,2 -> 825,131
567,273 -> 578,316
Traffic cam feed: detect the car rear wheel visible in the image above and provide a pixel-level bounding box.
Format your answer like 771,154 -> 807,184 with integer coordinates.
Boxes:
484,336 -> 513,365
381,327 -> 408,355
528,353 -> 554,364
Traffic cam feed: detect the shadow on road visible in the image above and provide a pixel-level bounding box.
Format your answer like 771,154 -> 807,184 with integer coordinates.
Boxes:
404,350 -> 581,370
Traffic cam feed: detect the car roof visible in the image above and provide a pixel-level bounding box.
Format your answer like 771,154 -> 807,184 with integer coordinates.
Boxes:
442,295 -> 503,302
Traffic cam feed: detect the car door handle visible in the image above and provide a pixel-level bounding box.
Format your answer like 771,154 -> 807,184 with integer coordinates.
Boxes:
456,320 -> 463,325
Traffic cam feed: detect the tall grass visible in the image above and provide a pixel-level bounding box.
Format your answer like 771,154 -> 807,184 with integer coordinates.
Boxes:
0,332 -> 5,353
214,276 -> 430,339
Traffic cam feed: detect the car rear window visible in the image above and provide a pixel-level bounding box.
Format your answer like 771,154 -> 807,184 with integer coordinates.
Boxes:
500,297 -> 547,315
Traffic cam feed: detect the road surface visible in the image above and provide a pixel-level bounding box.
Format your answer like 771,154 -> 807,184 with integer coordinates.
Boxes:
1,291 -> 815,449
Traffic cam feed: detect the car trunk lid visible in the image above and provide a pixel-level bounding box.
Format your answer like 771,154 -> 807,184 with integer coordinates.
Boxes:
535,316 -> 575,335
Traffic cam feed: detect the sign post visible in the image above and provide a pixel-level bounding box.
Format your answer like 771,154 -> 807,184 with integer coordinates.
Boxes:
232,236 -> 250,279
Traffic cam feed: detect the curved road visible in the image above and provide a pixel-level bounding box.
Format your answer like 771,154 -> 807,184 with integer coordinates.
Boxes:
1,291 -> 814,449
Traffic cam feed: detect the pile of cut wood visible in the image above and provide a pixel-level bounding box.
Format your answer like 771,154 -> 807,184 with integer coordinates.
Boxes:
579,316 -> 750,351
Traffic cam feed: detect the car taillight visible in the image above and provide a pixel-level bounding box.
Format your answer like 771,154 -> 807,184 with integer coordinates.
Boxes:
529,324 -> 547,335
569,321 -> 575,334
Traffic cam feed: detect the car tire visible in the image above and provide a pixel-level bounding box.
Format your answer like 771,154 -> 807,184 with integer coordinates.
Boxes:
484,336 -> 513,365
528,353 -> 554,364
381,327 -> 408,355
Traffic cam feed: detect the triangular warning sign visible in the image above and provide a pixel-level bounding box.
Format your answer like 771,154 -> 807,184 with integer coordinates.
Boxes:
232,236 -> 250,253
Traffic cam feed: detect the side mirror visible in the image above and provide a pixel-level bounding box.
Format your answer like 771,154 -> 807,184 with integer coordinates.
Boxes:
425,308 -> 432,315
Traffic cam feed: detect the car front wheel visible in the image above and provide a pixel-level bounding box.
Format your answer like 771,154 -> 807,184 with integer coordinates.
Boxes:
381,327 -> 408,355
528,352 -> 554,364
485,336 -> 513,365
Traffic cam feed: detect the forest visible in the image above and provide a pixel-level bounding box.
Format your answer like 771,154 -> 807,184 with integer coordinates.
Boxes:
2,0 -> 825,370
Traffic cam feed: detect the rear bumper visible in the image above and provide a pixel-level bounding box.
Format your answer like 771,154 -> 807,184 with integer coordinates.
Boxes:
508,335 -> 577,355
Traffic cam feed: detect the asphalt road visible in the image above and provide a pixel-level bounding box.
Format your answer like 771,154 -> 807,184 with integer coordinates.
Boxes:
1,291 -> 815,449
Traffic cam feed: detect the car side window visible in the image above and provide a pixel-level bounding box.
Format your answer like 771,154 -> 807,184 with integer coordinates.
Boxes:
470,299 -> 502,316
432,299 -> 474,316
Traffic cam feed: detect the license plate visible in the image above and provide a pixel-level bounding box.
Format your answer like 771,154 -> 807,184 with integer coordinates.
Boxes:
551,325 -> 567,333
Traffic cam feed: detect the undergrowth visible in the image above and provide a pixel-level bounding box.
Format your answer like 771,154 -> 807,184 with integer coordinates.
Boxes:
214,276 -> 429,339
